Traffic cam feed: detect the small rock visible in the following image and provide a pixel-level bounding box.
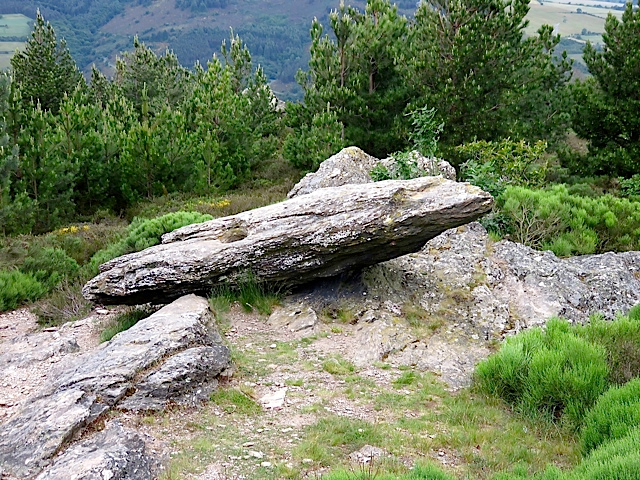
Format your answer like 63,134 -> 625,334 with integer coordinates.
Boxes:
259,388 -> 287,409
260,462 -> 272,467
248,451 -> 264,459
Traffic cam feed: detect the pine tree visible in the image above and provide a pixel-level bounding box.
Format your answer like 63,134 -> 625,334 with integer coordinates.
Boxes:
296,0 -> 408,158
10,10 -> 84,114
402,0 -> 572,155
114,37 -> 192,117
572,2 -> 640,176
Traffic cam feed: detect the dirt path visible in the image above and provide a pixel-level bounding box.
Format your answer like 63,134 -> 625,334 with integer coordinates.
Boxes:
117,306 -> 457,480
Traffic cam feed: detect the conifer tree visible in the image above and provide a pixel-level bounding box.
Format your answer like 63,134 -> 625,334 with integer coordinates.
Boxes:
403,0 -> 572,154
572,2 -> 640,176
297,0 -> 408,158
10,10 -> 83,114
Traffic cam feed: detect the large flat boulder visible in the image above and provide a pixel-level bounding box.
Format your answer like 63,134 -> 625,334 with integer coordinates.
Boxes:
0,295 -> 230,478
83,177 -> 493,305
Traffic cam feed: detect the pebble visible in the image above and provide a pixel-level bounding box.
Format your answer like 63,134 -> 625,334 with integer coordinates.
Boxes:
248,450 -> 264,459
260,462 -> 272,467
242,441 -> 254,447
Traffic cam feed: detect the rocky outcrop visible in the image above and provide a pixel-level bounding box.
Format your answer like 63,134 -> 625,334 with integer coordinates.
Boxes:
357,222 -> 640,387
34,422 -> 157,480
365,222 -> 640,339
83,177 -> 493,305
0,295 -> 230,478
288,146 -> 456,198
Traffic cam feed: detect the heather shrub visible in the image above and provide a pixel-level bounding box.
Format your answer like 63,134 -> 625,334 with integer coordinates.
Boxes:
0,270 -> 46,311
475,318 -> 609,429
571,428 -> 640,480
580,379 -> 640,455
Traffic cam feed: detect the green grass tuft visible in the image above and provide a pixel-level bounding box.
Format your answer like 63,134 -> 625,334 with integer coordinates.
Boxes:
580,378 -> 640,456
99,308 -> 150,343
209,388 -> 261,415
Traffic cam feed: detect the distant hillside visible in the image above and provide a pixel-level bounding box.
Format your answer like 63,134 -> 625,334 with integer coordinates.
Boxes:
0,0 -> 631,99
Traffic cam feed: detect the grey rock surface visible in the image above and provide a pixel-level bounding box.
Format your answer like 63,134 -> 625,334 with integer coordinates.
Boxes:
83,177 -> 493,305
34,422 -> 157,480
288,146 -> 456,198
351,315 -> 415,367
0,295 -> 230,478
361,222 -> 640,387
268,304 -> 319,334
118,345 -> 230,411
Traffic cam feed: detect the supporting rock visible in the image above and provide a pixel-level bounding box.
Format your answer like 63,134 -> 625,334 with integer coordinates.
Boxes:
83,177 -> 493,305
287,146 -> 456,198
0,295 -> 230,478
34,422 -> 158,480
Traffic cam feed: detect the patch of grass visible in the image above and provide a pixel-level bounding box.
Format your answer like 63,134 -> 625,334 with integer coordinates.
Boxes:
99,308 -> 150,343
285,378 -> 304,387
209,387 -> 262,416
294,416 -> 384,467
322,355 -> 356,376
209,272 -> 283,316
393,370 -> 420,387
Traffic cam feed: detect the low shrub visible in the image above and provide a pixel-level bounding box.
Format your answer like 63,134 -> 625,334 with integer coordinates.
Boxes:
580,379 -> 640,455
575,313 -> 640,385
571,428 -> 640,480
32,278 -> 92,327
21,247 -> 79,288
0,270 -> 46,311
475,318 -> 609,429
498,185 -> 640,255
87,211 -> 213,275
123,211 -> 213,253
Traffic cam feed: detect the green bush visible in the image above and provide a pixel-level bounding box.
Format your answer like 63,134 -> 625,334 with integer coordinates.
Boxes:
580,379 -> 640,455
87,211 -> 212,274
498,185 -> 640,255
458,139 -> 548,198
21,247 -> 79,288
570,428 -> 640,480
575,313 -> 640,385
475,318 -> 609,429
371,150 -> 430,181
0,270 -> 46,311
124,211 -> 213,253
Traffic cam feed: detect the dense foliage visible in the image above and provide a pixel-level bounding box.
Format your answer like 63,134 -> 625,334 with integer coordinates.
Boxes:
477,308 -> 640,480
572,3 -> 640,177
0,13 -> 279,235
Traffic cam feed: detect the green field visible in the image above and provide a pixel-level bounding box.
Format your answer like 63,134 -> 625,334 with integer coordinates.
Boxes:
525,1 -> 624,37
0,14 -> 31,70
0,42 -> 25,69
0,14 -> 32,38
